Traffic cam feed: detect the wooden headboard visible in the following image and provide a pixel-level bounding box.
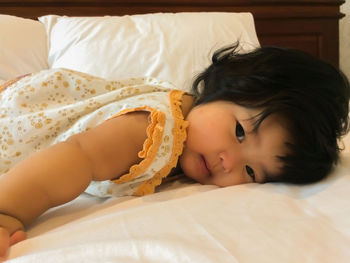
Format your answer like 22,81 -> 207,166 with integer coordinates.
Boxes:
0,0 -> 345,66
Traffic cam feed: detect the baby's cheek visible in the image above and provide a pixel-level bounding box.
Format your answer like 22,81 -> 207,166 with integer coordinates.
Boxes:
202,128 -> 229,148
179,152 -> 194,178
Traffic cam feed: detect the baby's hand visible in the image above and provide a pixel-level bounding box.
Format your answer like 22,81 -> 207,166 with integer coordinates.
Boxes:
0,228 -> 26,262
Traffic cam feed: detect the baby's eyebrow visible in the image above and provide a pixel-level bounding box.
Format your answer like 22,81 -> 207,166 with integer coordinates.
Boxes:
261,161 -> 284,183
257,160 -> 277,184
259,166 -> 269,183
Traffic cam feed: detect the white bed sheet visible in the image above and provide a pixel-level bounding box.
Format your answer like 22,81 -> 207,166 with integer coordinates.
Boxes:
7,153 -> 350,262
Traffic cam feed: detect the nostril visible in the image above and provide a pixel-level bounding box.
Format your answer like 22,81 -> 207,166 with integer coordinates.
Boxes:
219,153 -> 230,173
219,152 -> 235,174
219,153 -> 225,162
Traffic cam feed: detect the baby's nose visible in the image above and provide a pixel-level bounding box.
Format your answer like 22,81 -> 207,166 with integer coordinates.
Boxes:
218,151 -> 242,173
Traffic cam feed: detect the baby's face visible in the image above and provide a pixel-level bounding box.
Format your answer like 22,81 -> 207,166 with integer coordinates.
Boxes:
179,100 -> 290,186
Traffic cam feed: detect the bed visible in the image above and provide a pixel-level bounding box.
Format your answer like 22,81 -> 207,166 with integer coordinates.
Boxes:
1,0 -> 350,262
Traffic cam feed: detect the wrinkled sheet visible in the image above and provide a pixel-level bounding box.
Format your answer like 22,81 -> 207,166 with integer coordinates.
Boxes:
6,154 -> 350,262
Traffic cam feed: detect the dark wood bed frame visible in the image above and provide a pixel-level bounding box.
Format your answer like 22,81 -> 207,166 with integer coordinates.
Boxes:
0,0 -> 345,66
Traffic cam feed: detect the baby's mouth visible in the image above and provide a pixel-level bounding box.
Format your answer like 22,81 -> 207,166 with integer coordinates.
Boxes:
201,155 -> 211,175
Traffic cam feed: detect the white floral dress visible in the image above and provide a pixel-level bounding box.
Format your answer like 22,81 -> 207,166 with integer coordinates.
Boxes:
0,69 -> 188,197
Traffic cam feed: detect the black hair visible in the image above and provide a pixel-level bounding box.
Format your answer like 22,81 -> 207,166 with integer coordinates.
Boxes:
192,43 -> 350,184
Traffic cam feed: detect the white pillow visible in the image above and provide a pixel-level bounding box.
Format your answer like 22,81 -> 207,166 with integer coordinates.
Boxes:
0,15 -> 49,80
39,13 -> 260,91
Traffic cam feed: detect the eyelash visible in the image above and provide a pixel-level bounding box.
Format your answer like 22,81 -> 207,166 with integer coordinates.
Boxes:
236,121 -> 256,182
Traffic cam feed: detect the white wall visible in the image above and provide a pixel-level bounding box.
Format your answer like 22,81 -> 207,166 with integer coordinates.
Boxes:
340,0 -> 350,79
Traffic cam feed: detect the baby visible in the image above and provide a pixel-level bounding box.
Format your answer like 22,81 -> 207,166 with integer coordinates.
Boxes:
0,43 -> 349,259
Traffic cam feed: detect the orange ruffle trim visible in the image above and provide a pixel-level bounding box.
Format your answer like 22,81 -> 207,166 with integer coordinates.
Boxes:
108,89 -> 188,196
134,90 -> 189,196
109,105 -> 166,185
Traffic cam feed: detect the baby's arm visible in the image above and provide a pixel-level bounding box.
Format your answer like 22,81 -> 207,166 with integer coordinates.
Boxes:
0,111 -> 149,258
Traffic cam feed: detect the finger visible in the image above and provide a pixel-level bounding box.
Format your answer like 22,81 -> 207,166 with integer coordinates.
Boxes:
0,228 -> 10,259
10,230 -> 27,246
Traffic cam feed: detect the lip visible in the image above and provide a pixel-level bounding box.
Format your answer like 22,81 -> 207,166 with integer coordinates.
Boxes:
199,155 -> 210,176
